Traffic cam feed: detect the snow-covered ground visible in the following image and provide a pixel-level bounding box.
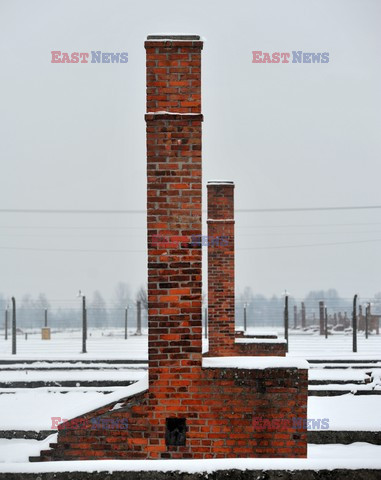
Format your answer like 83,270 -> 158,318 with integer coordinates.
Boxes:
1,329 -> 381,467
308,369 -> 368,381
0,369 -> 145,384
288,332 -> 381,359
1,442 -> 381,469
0,376 -> 148,431
0,435 -> 57,463
0,329 -> 148,360
309,394 -> 381,430
1,328 -> 380,359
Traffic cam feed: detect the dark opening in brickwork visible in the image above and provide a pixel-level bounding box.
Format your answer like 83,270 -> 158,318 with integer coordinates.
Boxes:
165,418 -> 186,446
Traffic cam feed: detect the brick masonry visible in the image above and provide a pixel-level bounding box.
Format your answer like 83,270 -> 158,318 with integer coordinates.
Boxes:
33,34 -> 306,462
41,366 -> 307,460
206,181 -> 286,357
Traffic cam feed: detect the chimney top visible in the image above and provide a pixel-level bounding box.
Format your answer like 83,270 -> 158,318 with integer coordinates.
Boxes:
147,34 -> 200,40
207,180 -> 235,186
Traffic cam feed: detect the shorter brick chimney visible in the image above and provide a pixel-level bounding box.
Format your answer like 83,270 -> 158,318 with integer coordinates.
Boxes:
206,181 -> 287,357
207,181 -> 235,356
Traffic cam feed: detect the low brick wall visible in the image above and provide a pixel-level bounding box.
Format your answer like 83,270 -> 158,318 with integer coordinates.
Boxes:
235,342 -> 287,357
204,341 -> 287,357
39,367 -> 307,461
235,331 -> 278,339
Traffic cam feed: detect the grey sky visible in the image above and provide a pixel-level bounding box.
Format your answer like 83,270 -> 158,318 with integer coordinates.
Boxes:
0,0 -> 380,304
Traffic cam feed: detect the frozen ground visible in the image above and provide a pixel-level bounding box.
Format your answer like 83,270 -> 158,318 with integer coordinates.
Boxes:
0,329 -> 148,360
0,369 -> 145,383
0,327 -> 380,359
1,442 -> 381,469
0,328 -> 380,466
308,394 -> 381,430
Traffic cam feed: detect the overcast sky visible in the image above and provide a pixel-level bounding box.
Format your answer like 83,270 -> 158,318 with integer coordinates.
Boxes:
0,0 -> 380,305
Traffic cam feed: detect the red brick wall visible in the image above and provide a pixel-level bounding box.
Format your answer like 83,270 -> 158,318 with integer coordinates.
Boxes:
235,342 -> 287,356
36,35 -> 305,462
46,367 -> 307,460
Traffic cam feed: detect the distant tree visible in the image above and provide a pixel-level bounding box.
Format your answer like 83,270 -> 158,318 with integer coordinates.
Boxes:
19,294 -> 38,328
20,294 -> 33,309
90,290 -> 108,329
113,282 -> 132,308
136,285 -> 148,309
0,293 -> 5,311
372,292 -> 381,315
304,289 -> 348,314
241,286 -> 254,305
35,293 -> 50,310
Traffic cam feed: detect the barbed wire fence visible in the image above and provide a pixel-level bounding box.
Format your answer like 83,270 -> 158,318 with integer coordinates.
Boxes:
0,300 -> 148,339
1,296 -> 380,355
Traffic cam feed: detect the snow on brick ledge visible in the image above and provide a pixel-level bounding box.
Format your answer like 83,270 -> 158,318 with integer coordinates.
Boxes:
68,374 -> 149,420
207,179 -> 235,185
235,338 -> 287,344
203,356 -> 309,370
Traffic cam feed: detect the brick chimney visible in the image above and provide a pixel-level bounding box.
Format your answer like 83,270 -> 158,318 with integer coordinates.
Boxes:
145,34 -> 204,423
206,181 -> 287,357
34,34 -> 307,462
207,181 -> 235,355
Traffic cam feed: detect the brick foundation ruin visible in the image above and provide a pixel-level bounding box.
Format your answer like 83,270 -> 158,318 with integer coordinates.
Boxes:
32,34 -> 307,462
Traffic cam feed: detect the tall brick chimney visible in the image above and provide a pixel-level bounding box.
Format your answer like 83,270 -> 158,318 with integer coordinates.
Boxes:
145,34 -> 204,429
207,181 -> 235,355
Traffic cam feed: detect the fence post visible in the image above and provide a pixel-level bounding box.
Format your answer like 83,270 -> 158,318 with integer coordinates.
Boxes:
243,303 -> 247,332
293,305 -> 297,329
44,309 -> 48,327
365,303 -> 369,340
136,301 -> 142,335
125,307 -> 128,340
284,295 -> 289,352
301,302 -> 306,329
12,297 -> 16,355
319,301 -> 325,335
358,305 -> 363,331
5,309 -> 8,340
352,294 -> 357,353
82,295 -> 87,354
324,306 -> 328,339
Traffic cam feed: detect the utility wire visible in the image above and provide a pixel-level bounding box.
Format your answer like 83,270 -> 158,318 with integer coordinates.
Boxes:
238,238 -> 381,250
3,230 -> 381,238
235,205 -> 381,213
1,237 -> 381,252
1,204 -> 381,214
1,222 -> 381,231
